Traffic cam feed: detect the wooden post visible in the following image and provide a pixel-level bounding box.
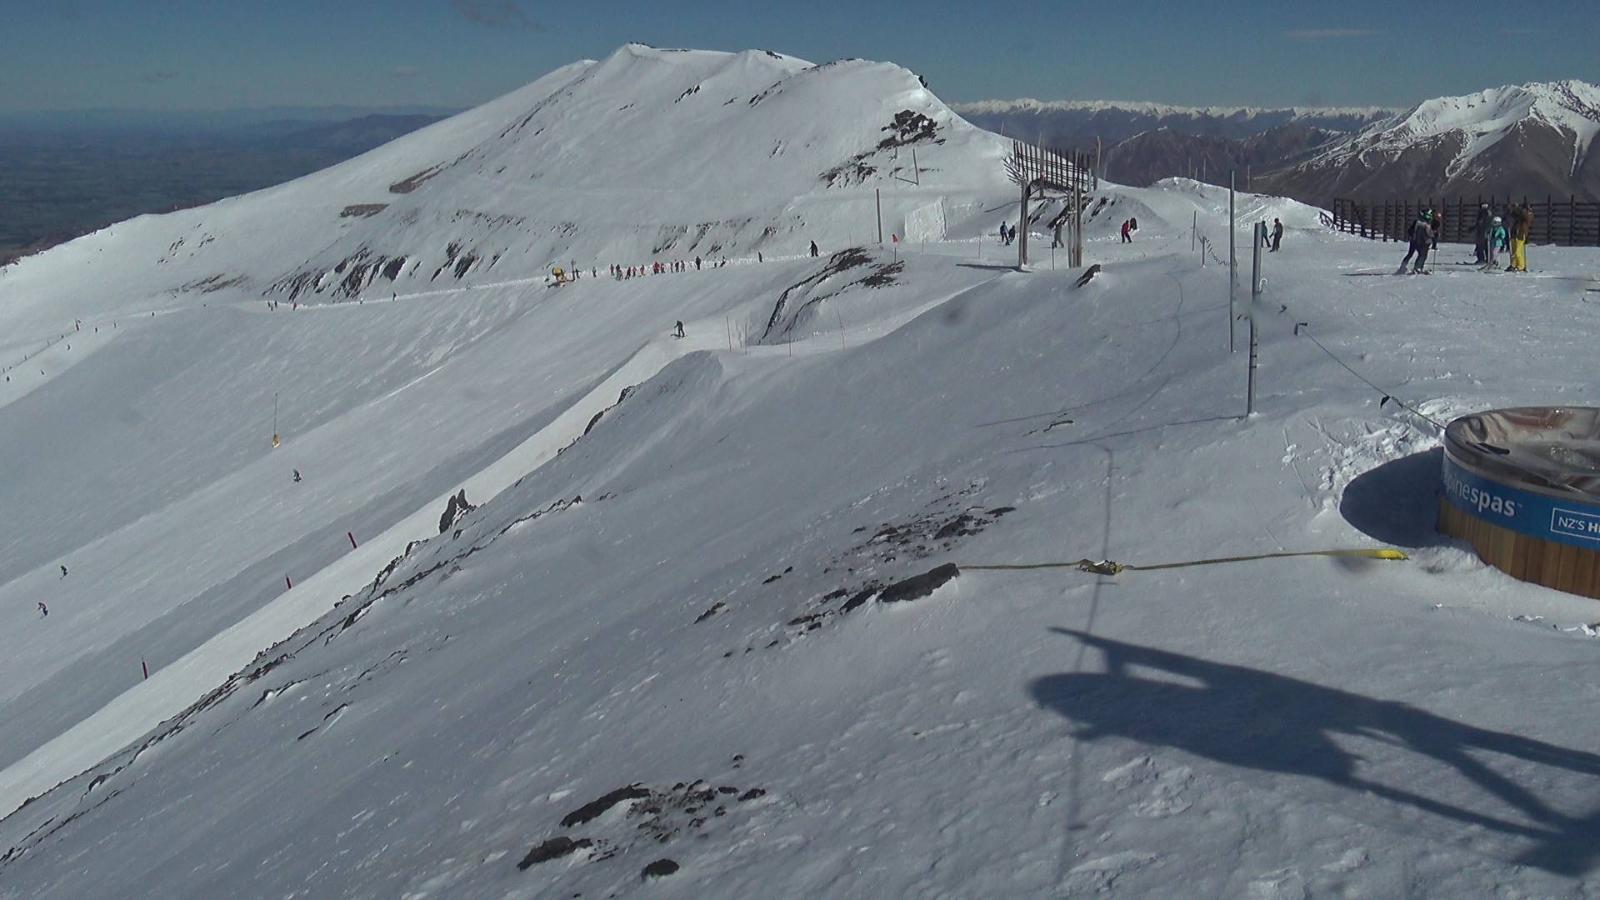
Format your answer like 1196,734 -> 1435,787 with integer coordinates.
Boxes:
1018,177 -> 1030,270
1570,196 -> 1577,246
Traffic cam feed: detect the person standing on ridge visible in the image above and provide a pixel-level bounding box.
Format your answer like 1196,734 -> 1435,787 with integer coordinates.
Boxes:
809,240 -> 819,258
1269,218 -> 1284,252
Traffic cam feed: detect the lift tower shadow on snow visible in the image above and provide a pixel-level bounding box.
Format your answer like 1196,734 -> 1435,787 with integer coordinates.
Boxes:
1006,141 -> 1094,271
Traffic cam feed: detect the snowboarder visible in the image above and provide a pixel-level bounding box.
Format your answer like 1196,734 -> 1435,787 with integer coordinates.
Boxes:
59,565 -> 67,578
674,320 -> 685,338
37,602 -> 48,617
1399,212 -> 1433,273
1268,218 -> 1284,252
292,469 -> 302,483
809,240 -> 819,258
1120,219 -> 1133,243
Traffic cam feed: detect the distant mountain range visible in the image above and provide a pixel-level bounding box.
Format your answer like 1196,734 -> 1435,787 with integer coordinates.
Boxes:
1258,80 -> 1600,202
957,81 -> 1600,203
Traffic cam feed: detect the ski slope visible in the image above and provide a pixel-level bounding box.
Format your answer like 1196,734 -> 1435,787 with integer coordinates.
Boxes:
5,45 -> 1600,899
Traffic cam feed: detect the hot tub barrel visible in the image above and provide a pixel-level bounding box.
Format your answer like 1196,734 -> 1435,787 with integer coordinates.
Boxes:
1438,407 -> 1600,599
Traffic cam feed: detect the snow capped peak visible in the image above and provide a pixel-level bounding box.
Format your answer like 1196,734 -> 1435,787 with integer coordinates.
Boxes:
1321,79 -> 1600,178
0,45 -> 1009,330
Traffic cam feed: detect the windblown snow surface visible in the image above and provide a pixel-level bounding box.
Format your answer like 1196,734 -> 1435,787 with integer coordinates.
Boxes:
4,46 -> 1600,899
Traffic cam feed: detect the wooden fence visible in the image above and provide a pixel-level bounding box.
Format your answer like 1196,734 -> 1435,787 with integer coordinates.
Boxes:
1331,196 -> 1600,246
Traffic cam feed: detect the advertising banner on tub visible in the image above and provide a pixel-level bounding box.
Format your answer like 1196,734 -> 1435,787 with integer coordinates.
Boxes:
1442,452 -> 1600,548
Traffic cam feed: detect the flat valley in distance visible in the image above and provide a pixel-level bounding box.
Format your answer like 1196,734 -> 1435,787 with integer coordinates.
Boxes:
0,112 -> 450,264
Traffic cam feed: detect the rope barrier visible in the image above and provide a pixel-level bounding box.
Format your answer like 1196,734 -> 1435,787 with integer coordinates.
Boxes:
962,547 -> 1408,577
1292,322 -> 1446,433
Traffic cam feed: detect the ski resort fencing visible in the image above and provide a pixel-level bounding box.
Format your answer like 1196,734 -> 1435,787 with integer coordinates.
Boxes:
1330,196 -> 1600,246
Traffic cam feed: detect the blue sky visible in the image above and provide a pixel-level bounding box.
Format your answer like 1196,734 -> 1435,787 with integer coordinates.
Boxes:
1,0 -> 1596,112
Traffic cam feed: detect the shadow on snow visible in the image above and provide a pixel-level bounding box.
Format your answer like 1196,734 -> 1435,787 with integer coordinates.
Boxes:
1339,448 -> 1446,549
1030,628 -> 1600,875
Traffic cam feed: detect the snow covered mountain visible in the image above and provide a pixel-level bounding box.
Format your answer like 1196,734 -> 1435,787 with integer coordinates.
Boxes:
0,43 -> 1009,342
1262,80 -> 1600,201
952,98 -> 1393,145
6,44 -> 1600,900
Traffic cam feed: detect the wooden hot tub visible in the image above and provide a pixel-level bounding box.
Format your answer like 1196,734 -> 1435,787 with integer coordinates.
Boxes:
1439,407 -> 1600,599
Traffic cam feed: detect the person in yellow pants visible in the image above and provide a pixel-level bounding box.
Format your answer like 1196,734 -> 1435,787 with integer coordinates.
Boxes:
1509,202 -> 1533,272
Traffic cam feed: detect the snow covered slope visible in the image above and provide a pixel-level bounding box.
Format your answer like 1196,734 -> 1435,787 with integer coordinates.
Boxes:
7,45 -> 1600,900
0,44 -> 1009,348
1265,80 -> 1600,200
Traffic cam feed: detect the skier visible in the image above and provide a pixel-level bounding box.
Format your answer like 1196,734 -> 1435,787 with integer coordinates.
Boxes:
1120,219 -> 1133,243
810,240 -> 819,258
674,320 -> 685,338
292,469 -> 302,483
37,602 -> 48,617
59,565 -> 67,578
1508,202 -> 1533,272
1428,208 -> 1440,251
998,223 -> 1007,245
1399,211 -> 1433,273
1485,217 -> 1507,268
1268,218 -> 1284,252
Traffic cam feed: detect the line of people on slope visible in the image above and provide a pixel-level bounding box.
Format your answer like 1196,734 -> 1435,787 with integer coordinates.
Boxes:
1399,202 -> 1533,274
573,240 -> 821,286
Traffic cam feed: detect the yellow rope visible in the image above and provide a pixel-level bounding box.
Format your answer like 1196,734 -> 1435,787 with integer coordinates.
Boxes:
962,548 -> 1408,577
